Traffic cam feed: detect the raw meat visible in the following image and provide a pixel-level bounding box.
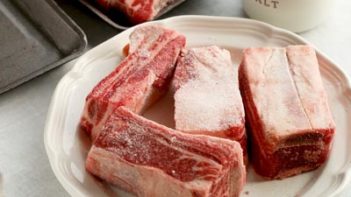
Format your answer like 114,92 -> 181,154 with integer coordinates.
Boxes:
80,25 -> 185,141
172,46 -> 246,157
97,0 -> 184,24
239,45 -> 335,179
86,107 -> 246,197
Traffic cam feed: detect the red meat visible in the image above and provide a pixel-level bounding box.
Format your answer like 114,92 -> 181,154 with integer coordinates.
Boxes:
80,25 -> 185,141
239,45 -> 335,179
172,46 -> 247,161
86,107 -> 246,197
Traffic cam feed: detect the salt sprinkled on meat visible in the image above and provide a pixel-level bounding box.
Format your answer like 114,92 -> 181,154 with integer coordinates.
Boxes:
173,46 -> 244,132
239,46 -> 335,179
138,49 -> 151,59
175,78 -> 241,131
83,27 -> 247,196
80,25 -> 185,141
87,106 -> 246,196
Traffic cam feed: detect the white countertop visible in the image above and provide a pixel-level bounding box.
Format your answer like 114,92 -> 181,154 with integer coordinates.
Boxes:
0,0 -> 350,196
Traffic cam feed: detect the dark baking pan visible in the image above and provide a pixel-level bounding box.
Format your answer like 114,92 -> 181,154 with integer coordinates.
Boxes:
0,0 -> 87,94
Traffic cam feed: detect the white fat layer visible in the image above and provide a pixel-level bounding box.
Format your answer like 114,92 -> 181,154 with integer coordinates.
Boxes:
286,46 -> 335,130
88,147 -> 212,196
243,46 -> 334,141
246,48 -> 311,137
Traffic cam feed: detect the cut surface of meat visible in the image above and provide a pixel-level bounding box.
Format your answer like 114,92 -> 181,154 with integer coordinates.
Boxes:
80,25 -> 185,141
172,46 -> 246,155
239,45 -> 335,179
86,107 -> 246,197
97,0 -> 183,24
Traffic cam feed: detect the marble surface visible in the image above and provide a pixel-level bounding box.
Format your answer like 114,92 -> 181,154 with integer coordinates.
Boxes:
0,0 -> 350,196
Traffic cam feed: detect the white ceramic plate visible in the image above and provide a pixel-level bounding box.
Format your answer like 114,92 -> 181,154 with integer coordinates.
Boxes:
44,16 -> 351,197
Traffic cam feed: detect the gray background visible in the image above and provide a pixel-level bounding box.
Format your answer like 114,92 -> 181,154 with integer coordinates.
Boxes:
0,0 -> 351,196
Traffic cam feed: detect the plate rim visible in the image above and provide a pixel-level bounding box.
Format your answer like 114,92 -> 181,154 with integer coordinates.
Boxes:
44,15 -> 351,197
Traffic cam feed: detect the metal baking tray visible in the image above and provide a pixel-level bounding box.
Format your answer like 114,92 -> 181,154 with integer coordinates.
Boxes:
0,0 -> 87,94
79,0 -> 186,29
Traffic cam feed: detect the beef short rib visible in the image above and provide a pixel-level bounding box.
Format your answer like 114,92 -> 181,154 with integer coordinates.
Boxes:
97,0 -> 184,24
239,45 -> 335,179
86,107 -> 246,197
172,46 -> 246,157
80,25 -> 185,141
